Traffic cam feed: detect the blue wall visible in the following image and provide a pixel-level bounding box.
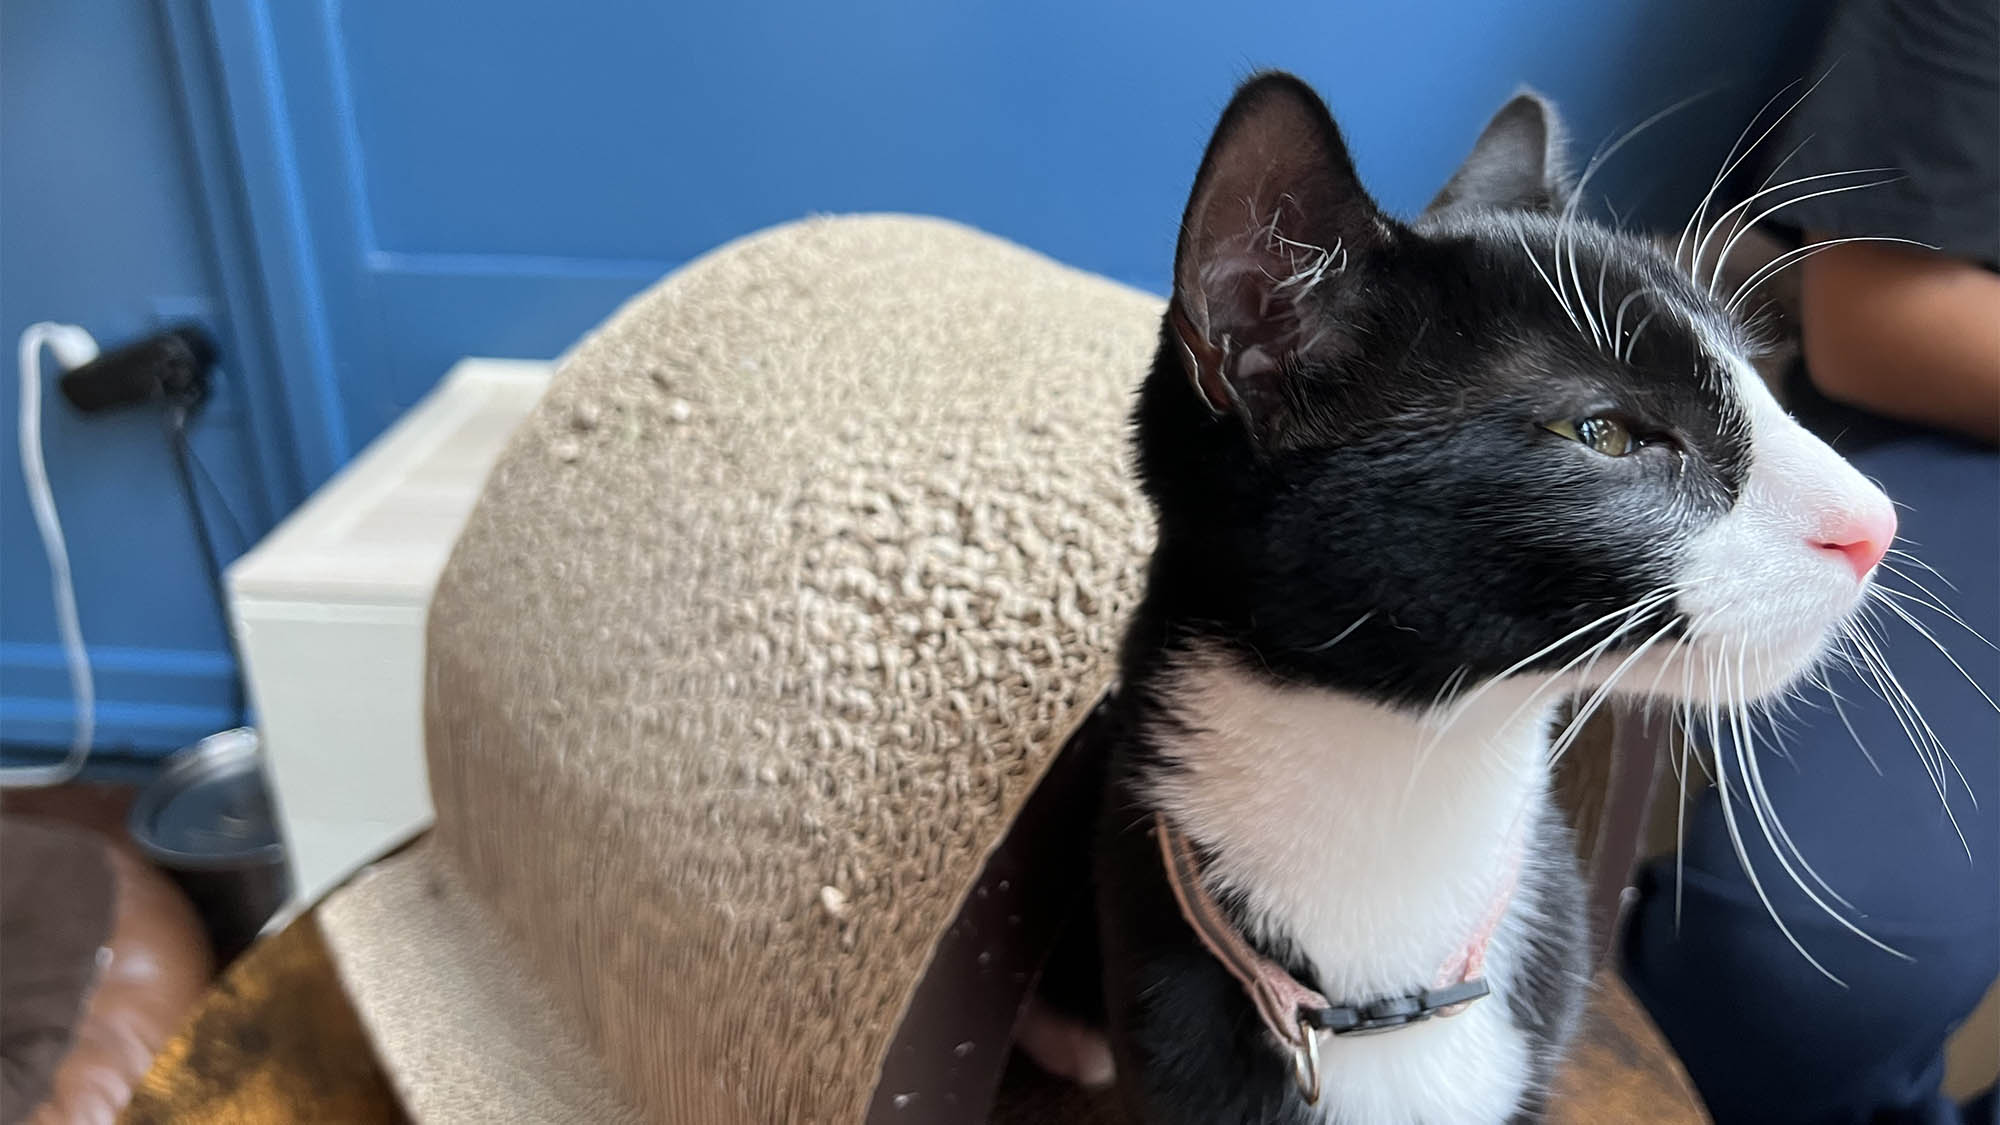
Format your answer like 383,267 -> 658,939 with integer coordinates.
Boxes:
2,0 -> 1831,757
1,1 -> 278,752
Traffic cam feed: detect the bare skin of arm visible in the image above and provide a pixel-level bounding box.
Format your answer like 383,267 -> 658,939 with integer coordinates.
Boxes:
1798,233 -> 2000,445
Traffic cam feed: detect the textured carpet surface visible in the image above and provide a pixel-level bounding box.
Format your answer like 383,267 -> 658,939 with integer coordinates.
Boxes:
322,214 -> 1161,1122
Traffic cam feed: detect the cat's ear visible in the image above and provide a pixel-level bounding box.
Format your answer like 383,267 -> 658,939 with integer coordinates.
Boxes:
1425,90 -> 1573,217
1171,72 -> 1392,440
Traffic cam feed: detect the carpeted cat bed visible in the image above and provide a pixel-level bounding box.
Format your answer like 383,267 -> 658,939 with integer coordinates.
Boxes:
317,215 -> 1163,1122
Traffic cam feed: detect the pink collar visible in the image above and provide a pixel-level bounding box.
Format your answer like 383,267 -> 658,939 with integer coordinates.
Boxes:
1153,812 -> 1521,1105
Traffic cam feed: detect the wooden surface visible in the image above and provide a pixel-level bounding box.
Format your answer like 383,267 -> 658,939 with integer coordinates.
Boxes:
122,914 -> 408,1124
1546,971 -> 1709,1123
125,912 -> 1703,1123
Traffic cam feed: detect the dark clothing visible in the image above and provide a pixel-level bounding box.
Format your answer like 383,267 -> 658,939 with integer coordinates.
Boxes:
1625,6 -> 1999,1118
1625,376 -> 2000,1125
1773,0 -> 2000,267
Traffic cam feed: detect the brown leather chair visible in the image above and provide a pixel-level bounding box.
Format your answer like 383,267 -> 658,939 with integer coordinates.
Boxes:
1,810 -> 212,1124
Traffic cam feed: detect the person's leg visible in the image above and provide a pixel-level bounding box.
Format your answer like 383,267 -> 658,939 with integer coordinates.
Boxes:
1624,383 -> 2000,1125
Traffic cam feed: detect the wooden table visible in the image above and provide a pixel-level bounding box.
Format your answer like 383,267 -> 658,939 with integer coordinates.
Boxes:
124,908 -> 1704,1123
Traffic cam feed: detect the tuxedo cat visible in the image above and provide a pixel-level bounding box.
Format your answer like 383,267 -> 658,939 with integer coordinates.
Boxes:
1064,73 -> 1897,1124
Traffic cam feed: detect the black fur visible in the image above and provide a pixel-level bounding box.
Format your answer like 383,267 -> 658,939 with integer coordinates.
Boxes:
1062,73 -> 1758,1123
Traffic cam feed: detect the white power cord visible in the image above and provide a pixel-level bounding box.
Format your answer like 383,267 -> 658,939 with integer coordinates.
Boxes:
5,322 -> 101,787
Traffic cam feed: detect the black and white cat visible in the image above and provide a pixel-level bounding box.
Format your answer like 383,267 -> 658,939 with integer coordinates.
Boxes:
1058,73 -> 1897,1124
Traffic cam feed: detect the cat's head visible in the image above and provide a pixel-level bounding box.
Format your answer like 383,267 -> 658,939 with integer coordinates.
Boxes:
1133,72 -> 1893,710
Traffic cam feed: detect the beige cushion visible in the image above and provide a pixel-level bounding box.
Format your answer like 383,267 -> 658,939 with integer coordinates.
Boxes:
321,214 -> 1161,1122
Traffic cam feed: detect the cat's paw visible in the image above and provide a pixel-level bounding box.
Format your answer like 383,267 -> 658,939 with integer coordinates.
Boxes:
1014,995 -> 1116,1089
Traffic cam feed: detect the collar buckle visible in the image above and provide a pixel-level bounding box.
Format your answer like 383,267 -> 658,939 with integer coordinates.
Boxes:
1303,977 -> 1491,1036
1153,811 -> 1513,1105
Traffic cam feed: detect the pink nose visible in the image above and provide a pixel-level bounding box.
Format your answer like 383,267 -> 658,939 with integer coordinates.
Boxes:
1814,506 -> 1896,580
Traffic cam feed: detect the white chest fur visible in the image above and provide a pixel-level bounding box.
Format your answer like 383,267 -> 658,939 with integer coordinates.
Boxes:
1143,656 -> 1560,1124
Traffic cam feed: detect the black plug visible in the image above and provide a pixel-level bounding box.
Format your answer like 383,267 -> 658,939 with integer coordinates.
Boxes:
58,324 -> 217,413
49,322 -> 248,726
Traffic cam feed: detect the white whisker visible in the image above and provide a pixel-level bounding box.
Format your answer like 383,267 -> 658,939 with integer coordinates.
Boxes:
1549,620 -> 1678,768
1595,253 -> 1614,354
1878,557 -> 1965,604
1825,679 -> 1885,775
1674,710 -> 1692,930
1623,311 -> 1657,362
1436,584 -> 1682,720
1676,70 -> 1831,270
1727,235 -> 1935,313
1573,89 -> 1714,233
1729,636 -> 1906,961
1872,569 -> 1996,649
1567,229 -> 1606,349
1707,132 -> 1815,278
1874,586 -> 1998,651
1436,587 -> 1682,760
1610,289 -> 1646,355
1697,173 -> 1901,295
1304,610 -> 1374,652
1548,91 -> 1710,350
1870,594 -> 2000,713
1397,666 -> 1476,813
1709,647 -> 1847,984
1847,627 -> 1978,851
1849,612 -> 1946,785
1884,548 -> 1959,593
1711,178 -> 1903,294
1519,232 -> 1585,336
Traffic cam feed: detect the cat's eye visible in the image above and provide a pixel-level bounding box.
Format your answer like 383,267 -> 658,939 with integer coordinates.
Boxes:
1544,417 -> 1635,457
